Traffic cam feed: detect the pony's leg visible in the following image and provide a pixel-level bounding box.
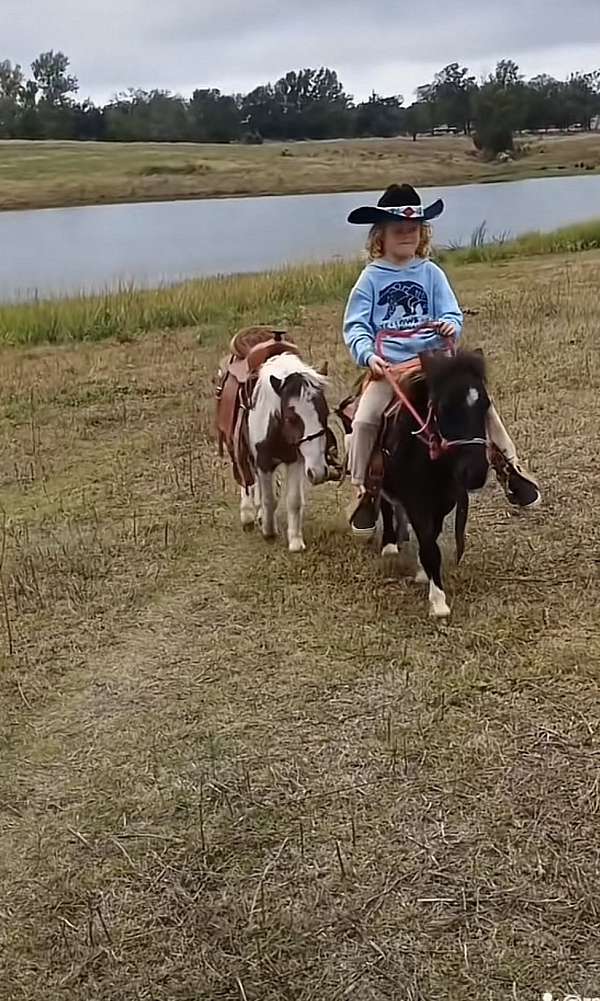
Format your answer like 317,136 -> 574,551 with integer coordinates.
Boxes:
395,505 -> 410,545
413,515 -> 450,618
240,486 -> 256,529
286,460 -> 306,553
381,498 -> 399,557
257,470 -> 276,539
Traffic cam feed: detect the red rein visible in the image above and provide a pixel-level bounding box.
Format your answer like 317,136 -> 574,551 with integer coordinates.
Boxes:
374,324 -> 455,460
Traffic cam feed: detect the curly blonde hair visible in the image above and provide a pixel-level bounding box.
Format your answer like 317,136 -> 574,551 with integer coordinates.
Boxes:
366,222 -> 432,261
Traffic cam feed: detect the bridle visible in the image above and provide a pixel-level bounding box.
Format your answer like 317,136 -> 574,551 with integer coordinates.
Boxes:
297,427 -> 327,445
281,405 -> 327,449
375,325 -> 488,461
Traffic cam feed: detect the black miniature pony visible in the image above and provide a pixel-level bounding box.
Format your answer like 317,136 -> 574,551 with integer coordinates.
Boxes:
379,349 -> 490,617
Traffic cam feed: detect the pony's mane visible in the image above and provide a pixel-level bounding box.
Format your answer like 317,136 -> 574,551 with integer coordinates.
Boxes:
255,352 -> 327,413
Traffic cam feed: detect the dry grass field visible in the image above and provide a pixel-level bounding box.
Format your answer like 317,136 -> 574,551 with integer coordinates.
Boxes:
1,132 -> 600,212
0,252 -> 599,1000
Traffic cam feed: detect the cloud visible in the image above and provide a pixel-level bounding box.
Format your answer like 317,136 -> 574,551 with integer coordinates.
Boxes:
3,0 -> 600,103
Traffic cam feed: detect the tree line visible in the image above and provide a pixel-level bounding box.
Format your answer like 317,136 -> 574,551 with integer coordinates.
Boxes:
1,51 -> 599,154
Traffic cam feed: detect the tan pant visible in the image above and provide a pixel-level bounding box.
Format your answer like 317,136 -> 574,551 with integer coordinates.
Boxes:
348,378 -> 517,487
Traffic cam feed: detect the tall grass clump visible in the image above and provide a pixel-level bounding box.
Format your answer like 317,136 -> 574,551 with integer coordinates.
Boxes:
437,219 -> 600,265
0,261 -> 360,347
0,220 -> 599,346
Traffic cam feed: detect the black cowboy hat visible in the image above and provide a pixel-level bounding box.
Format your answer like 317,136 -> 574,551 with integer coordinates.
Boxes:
347,183 -> 444,225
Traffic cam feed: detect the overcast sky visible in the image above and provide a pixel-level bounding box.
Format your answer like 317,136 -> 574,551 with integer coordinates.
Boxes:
3,0 -> 600,104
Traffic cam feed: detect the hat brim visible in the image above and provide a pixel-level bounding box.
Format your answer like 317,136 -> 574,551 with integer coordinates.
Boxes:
347,199 -> 444,225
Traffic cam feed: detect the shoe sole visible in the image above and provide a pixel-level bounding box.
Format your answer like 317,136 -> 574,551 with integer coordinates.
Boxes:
351,524 -> 377,539
521,495 -> 542,510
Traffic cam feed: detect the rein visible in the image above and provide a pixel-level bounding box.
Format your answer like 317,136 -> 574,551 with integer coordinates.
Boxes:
375,325 -> 487,460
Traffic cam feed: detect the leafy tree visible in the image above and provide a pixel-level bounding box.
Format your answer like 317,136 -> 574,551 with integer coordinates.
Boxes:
414,84 -> 443,133
241,84 -> 282,139
472,60 -> 525,155
104,89 -> 189,141
273,68 -> 351,139
354,92 -> 404,137
0,47 -> 597,144
493,59 -> 522,90
31,50 -> 78,106
189,88 -> 242,142
0,60 -> 24,136
431,63 -> 476,133
403,102 -> 431,140
564,72 -> 599,130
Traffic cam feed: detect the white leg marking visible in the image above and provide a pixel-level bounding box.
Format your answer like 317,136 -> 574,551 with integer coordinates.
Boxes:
414,563 -> 429,584
240,487 -> 256,527
257,471 -> 276,538
286,460 -> 306,552
429,581 -> 450,619
381,543 -> 399,558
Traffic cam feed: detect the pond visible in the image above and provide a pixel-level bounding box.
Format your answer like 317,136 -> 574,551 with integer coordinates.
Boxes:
1,173 -> 599,302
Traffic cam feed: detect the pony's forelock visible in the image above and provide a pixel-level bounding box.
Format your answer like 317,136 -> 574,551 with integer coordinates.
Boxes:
260,353 -> 328,396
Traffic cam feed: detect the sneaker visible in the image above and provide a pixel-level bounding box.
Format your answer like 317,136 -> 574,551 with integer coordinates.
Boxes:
492,448 -> 541,509
349,493 -> 378,537
506,461 -> 542,509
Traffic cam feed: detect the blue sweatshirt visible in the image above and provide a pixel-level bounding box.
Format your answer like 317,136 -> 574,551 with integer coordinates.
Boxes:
343,258 -> 463,367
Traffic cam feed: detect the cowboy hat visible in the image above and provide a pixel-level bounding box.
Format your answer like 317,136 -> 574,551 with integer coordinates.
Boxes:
347,183 -> 444,225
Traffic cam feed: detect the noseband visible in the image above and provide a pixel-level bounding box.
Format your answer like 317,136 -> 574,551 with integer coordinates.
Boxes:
298,427 -> 327,445
408,401 -> 487,460
281,405 -> 327,448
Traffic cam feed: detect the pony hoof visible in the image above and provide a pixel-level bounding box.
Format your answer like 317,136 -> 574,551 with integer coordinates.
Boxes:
242,519 -> 255,533
381,543 -> 399,558
288,538 -> 306,553
428,583 -> 450,618
429,599 -> 451,619
414,567 -> 429,584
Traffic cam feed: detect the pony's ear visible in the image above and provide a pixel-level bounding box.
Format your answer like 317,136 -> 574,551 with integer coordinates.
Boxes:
270,375 -> 283,395
466,349 -> 486,381
419,349 -> 447,379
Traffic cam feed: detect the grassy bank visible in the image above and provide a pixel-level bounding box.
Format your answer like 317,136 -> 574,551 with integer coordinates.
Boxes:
1,132 -> 600,211
0,253 -> 598,999
1,220 -> 599,345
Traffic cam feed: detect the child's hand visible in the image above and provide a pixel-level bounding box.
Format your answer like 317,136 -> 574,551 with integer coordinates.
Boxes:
368,355 -> 390,377
435,321 -> 456,338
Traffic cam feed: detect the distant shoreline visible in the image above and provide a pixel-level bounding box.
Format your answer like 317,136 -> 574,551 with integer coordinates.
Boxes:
1,133 -> 599,213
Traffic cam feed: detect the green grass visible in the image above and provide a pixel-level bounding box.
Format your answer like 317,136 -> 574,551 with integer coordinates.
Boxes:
1,220 -> 599,346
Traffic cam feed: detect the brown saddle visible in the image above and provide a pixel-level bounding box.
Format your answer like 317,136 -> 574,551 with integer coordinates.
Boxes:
336,359 -> 426,496
215,327 -> 301,488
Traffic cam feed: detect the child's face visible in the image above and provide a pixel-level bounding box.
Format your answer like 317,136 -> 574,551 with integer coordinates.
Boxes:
383,221 -> 421,262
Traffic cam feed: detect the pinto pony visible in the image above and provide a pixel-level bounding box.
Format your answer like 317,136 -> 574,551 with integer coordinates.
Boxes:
245,353 -> 330,551
216,328 -> 333,552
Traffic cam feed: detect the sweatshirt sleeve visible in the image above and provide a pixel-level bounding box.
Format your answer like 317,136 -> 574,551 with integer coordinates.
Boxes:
431,264 -> 464,338
343,271 -> 376,368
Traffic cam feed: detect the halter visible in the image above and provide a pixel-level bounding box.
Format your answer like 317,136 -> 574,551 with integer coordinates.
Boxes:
375,325 -> 488,461
297,427 -> 327,445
